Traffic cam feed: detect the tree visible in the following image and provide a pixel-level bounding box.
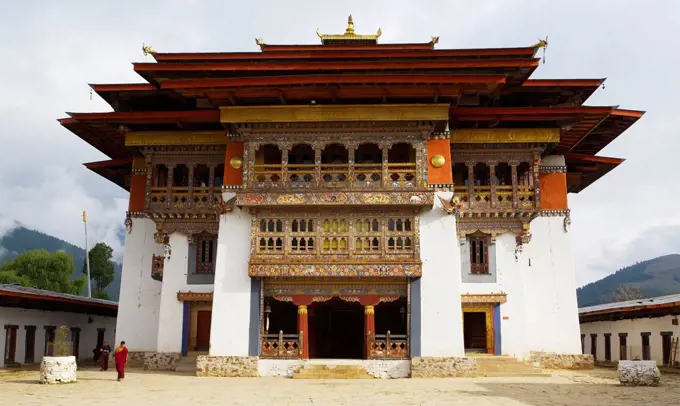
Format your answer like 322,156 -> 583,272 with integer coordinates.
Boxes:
612,284 -> 644,302
0,249 -> 85,294
83,242 -> 115,298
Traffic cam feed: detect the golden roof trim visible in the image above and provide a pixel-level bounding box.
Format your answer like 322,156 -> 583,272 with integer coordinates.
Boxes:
461,293 -> 508,304
125,131 -> 228,146
316,15 -> 382,44
451,128 -> 560,144
177,291 -> 214,302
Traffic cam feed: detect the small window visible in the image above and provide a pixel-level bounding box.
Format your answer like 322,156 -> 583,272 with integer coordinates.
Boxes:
196,235 -> 217,274
469,234 -> 489,274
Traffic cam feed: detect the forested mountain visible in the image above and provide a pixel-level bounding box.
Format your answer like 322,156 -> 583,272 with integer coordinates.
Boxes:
0,226 -> 122,301
577,254 -> 680,307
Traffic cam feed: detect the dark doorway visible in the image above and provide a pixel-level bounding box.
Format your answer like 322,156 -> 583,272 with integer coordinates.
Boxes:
96,328 -> 105,348
375,298 -> 408,335
662,334 -> 672,365
604,334 -> 611,362
70,328 -> 81,358
44,327 -> 56,356
3,325 -> 18,365
309,298 -> 363,359
590,334 -> 597,360
25,326 -> 36,364
463,312 -> 487,352
196,311 -> 212,351
642,333 -> 651,361
619,334 -> 628,360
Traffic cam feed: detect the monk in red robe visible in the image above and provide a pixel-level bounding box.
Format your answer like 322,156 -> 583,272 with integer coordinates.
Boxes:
113,341 -> 128,381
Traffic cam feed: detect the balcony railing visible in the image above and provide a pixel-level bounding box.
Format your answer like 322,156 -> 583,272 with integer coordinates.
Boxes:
368,331 -> 409,359
260,331 -> 301,359
250,162 -> 418,190
453,184 -> 537,212
148,186 -> 221,211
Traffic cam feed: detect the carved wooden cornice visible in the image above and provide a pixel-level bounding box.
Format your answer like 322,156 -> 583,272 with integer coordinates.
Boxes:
126,131 -> 228,147
265,281 -> 408,297
249,262 -> 422,278
461,293 -> 507,304
450,128 -> 559,144
220,104 -> 449,124
539,165 -> 567,173
236,190 -> 433,207
456,217 -> 532,244
177,291 -> 214,302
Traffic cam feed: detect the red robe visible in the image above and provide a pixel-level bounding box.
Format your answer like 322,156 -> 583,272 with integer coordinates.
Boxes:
113,346 -> 128,379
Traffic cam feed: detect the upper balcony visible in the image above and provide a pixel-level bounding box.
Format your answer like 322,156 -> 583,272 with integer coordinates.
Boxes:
244,141 -> 425,191
450,150 -> 540,216
147,161 -> 225,214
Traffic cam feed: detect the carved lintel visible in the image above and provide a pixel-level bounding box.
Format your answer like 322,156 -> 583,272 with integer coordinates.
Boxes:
461,293 -> 507,304
177,291 -> 214,302
154,232 -> 168,245
216,195 -> 237,215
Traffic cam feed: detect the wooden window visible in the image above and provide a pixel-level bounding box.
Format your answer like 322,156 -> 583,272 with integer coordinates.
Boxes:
641,333 -> 651,361
604,334 -> 611,362
196,235 -> 217,274
469,234 -> 490,274
619,333 -> 627,360
590,334 -> 597,360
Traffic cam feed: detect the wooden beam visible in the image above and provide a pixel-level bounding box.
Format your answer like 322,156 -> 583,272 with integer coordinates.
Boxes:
450,128 -> 560,143
125,130 -> 228,146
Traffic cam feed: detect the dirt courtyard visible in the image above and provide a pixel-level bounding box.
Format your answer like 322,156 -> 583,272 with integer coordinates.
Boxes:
1,367 -> 678,406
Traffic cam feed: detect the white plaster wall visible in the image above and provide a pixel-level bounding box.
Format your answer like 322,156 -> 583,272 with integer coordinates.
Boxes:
210,191 -> 253,356
156,233 -> 213,353
418,191 -> 465,356
580,316 -> 680,364
115,218 -> 163,352
0,307 -> 116,367
541,155 -> 566,167
519,216 -> 581,355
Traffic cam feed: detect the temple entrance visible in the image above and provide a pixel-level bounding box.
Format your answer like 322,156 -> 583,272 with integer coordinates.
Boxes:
309,298 -> 363,359
196,311 -> 212,351
463,312 -> 487,353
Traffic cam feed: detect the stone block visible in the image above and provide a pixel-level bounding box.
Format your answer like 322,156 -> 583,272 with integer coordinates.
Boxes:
531,352 -> 594,370
411,357 -> 477,378
143,352 -> 181,371
362,360 -> 411,379
618,360 -> 661,387
196,355 -> 258,377
40,356 -> 77,384
125,351 -> 146,368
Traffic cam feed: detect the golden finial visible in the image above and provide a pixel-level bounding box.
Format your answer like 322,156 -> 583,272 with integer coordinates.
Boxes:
255,38 -> 266,49
345,15 -> 355,35
376,27 -> 383,38
532,36 -> 548,64
142,43 -> 156,56
316,28 -> 323,39
430,36 -> 440,45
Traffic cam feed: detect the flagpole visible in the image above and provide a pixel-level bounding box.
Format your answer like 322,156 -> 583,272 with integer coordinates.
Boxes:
83,211 -> 92,298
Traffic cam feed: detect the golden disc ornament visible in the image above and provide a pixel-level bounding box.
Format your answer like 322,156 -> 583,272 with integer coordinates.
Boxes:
430,154 -> 446,168
230,156 -> 243,169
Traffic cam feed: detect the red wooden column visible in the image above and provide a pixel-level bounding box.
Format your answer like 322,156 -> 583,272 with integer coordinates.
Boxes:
364,305 -> 375,359
297,304 -> 309,359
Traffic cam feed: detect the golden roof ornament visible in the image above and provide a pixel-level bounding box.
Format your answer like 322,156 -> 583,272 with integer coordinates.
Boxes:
316,15 -> 382,45
255,38 -> 266,50
532,36 -> 548,64
142,43 -> 157,56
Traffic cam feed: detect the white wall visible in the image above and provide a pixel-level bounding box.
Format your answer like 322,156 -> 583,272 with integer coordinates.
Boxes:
0,307 -> 116,367
115,218 -> 163,352
156,233 -> 213,353
418,191 -> 465,357
210,191 -> 253,356
580,316 -> 680,364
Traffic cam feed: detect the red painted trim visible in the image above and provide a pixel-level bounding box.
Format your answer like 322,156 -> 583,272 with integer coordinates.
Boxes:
67,110 -> 219,122
162,74 -> 507,89
135,59 -> 539,72
0,290 -> 118,310
154,47 -> 537,61
84,158 -> 134,168
564,153 -> 624,165
90,83 -> 156,92
455,106 -> 617,115
612,109 -> 645,118
523,79 -> 605,87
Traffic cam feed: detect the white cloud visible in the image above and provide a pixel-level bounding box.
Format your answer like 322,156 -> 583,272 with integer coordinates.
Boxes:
0,0 -> 678,283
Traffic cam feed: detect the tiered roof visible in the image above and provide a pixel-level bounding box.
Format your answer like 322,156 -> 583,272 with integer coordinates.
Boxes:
60,16 -> 643,192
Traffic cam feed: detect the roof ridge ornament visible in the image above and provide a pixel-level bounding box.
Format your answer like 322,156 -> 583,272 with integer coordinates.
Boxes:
142,43 -> 157,57
317,15 -> 382,45
255,38 -> 266,50
532,36 -> 548,64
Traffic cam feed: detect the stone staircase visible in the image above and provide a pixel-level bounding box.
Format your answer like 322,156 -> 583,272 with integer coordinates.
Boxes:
292,364 -> 374,379
175,356 -> 197,375
473,355 -> 550,377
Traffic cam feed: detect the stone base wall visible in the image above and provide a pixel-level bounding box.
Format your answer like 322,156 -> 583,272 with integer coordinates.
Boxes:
530,352 -> 594,370
411,357 -> 477,378
40,356 -> 77,384
125,351 -> 147,368
362,360 -> 411,379
196,356 -> 258,377
144,352 -> 181,371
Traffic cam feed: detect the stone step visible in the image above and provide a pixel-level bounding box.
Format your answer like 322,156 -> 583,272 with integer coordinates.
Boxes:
175,357 -> 197,374
478,371 -> 551,378
292,364 -> 373,379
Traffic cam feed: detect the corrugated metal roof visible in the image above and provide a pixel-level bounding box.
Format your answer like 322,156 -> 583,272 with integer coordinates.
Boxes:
0,284 -> 118,308
579,293 -> 680,315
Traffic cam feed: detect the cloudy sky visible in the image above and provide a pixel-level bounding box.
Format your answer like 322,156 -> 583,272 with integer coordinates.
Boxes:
0,0 -> 678,285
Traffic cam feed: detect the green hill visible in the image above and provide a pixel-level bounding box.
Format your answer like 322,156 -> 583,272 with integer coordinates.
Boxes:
0,226 -> 122,301
577,254 -> 680,307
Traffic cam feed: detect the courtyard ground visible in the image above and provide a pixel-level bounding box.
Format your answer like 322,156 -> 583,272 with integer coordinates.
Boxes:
1,367 -> 678,405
